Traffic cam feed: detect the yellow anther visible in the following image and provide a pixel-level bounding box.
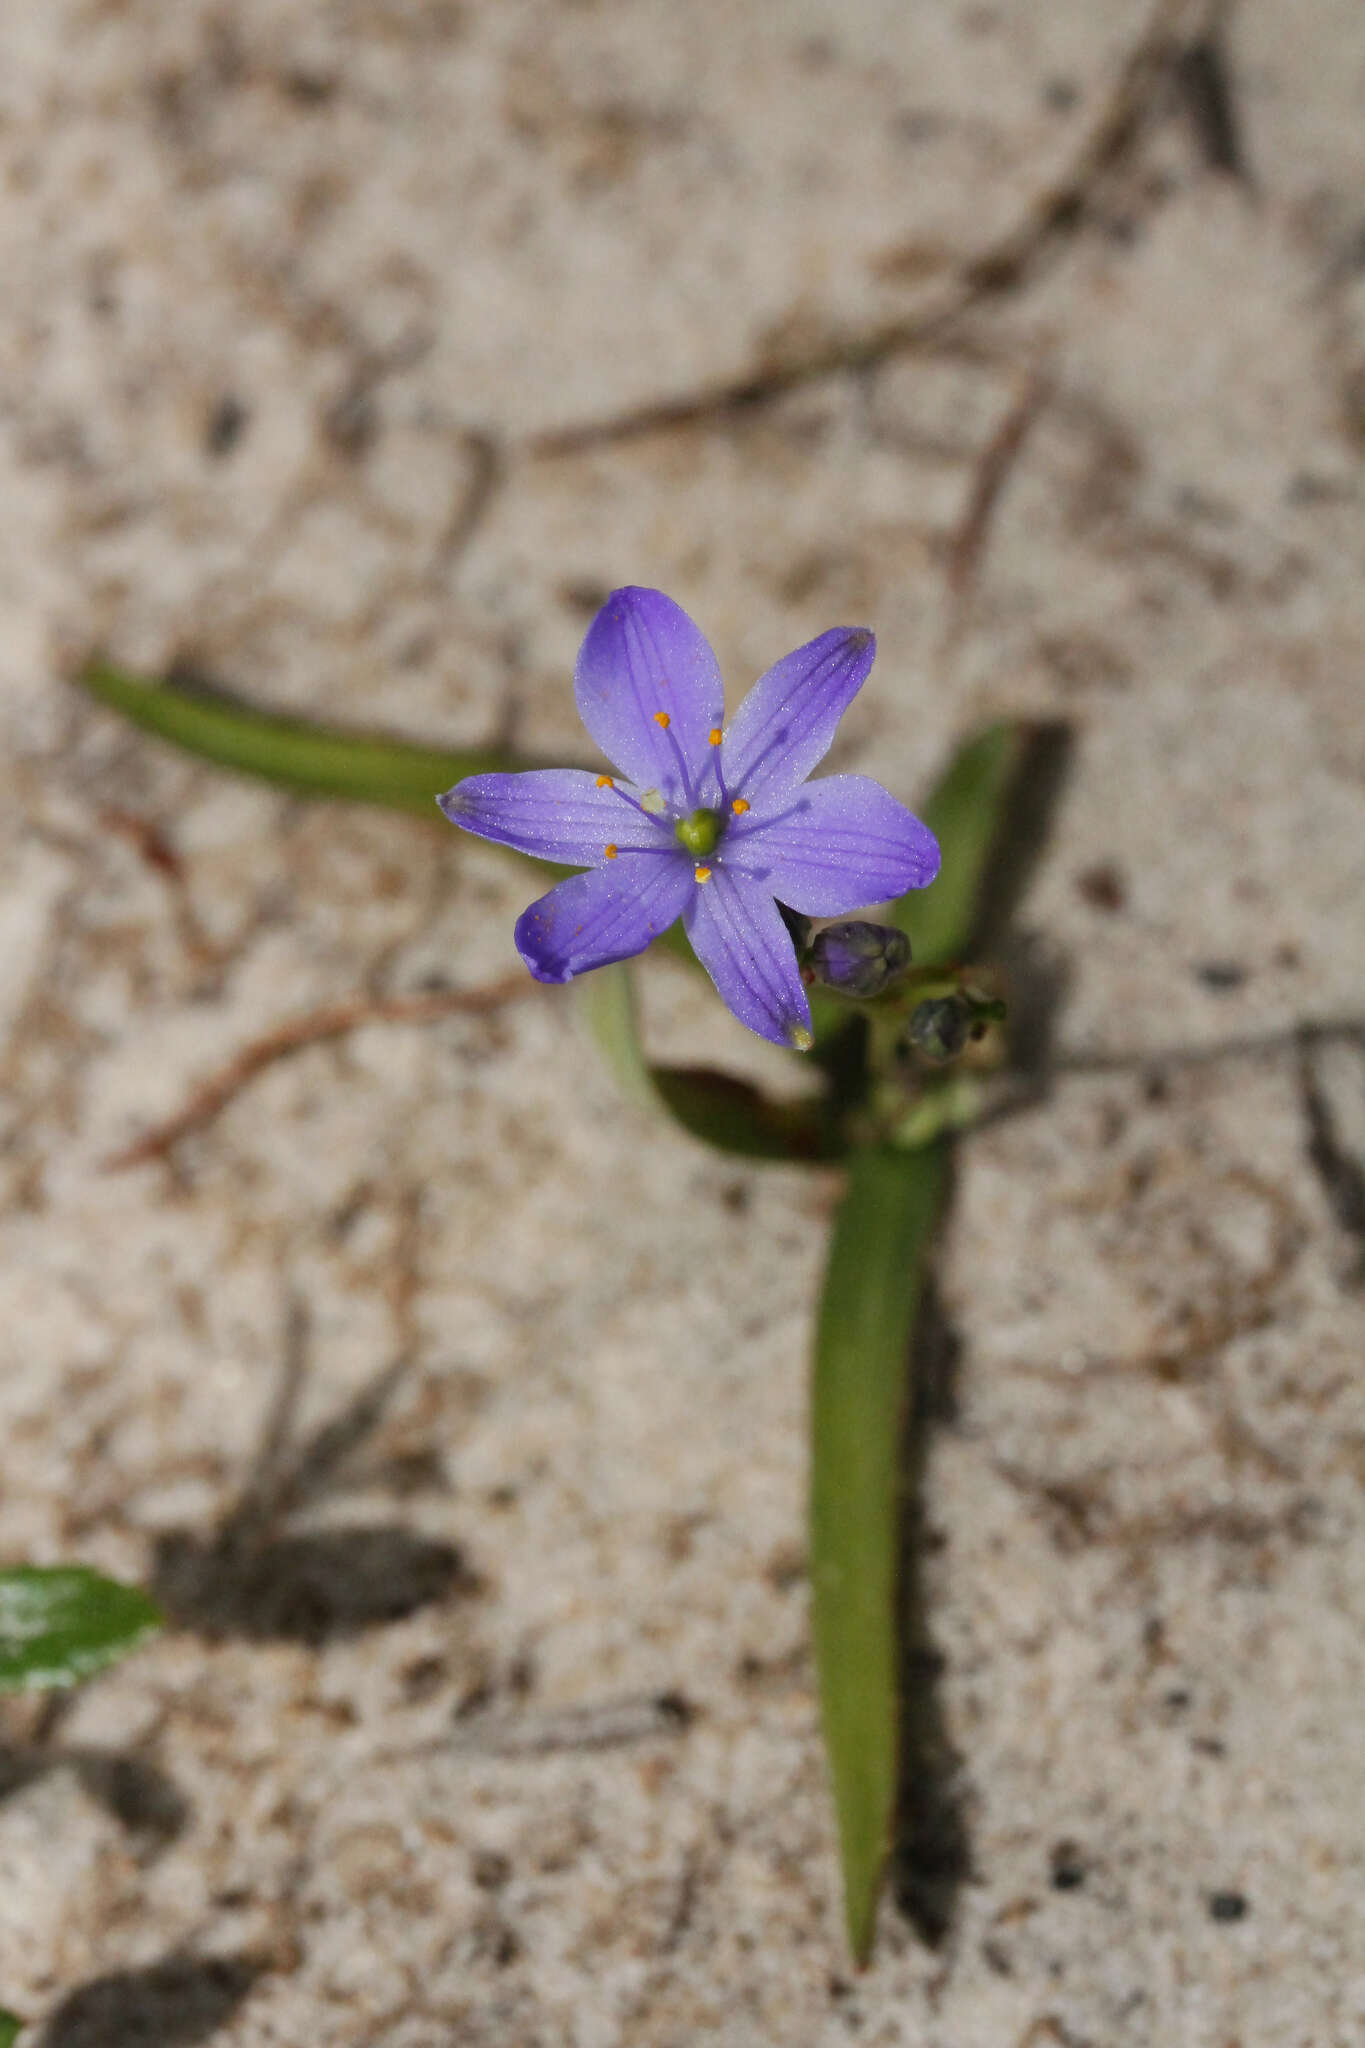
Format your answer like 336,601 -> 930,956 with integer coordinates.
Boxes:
604,843 -> 618,860
708,728 -> 723,746
654,710 -> 671,730
731,797 -> 750,814
693,864 -> 712,883
596,774 -> 614,788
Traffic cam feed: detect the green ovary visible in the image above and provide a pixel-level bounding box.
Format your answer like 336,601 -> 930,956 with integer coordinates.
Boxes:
674,807 -> 723,858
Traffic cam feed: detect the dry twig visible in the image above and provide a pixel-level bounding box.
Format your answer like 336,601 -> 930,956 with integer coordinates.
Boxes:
944,365 -> 1053,617
104,975 -> 537,1171
530,0 -> 1213,456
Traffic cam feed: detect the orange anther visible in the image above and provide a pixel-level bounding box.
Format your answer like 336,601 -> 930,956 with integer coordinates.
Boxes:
693,864 -> 712,883
708,728 -> 723,746
731,797 -> 750,814
596,774 -> 614,788
604,844 -> 618,860
654,711 -> 671,729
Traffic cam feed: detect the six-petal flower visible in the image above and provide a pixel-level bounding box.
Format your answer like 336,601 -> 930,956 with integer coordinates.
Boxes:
438,588 -> 940,1048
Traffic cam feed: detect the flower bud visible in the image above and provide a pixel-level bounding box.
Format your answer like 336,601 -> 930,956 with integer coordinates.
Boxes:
904,994 -> 972,1062
809,920 -> 912,998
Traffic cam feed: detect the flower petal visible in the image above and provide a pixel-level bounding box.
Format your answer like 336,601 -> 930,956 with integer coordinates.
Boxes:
439,770 -> 669,865
723,774 -> 941,914
515,850 -> 693,983
574,588 -> 724,806
683,869 -> 813,1050
720,628 -> 876,803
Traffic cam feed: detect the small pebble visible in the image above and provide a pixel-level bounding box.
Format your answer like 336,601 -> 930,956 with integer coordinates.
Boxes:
1195,960 -> 1247,992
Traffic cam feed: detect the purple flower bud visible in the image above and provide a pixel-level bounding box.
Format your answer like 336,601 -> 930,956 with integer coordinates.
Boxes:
809,920 -> 911,998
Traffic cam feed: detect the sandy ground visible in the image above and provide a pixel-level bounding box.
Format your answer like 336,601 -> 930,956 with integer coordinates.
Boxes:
2,1 -> 1364,2042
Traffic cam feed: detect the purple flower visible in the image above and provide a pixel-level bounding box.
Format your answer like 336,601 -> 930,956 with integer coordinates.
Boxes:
438,588 -> 940,1049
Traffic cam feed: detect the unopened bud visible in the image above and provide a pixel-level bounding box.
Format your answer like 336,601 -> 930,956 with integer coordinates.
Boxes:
809,921 -> 912,998
904,995 -> 972,1062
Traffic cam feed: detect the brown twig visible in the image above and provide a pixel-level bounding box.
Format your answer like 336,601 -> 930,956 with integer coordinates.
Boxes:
529,0 -> 1211,456
98,804 -> 235,972
103,975 -> 538,1171
1174,6 -> 1252,185
944,365 -> 1052,613
98,805 -> 186,884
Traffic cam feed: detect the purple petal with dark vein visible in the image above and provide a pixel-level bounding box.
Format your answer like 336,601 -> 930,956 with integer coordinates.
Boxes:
723,774 -> 941,914
439,770 -> 669,865
719,628 -> 876,804
574,587 -> 724,808
514,849 -> 693,984
683,870 -> 814,1050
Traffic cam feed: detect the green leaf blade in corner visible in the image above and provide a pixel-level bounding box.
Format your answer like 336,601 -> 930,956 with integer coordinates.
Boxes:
76,659 -> 553,821
811,1143 -> 948,1963
0,2007 -> 22,2047
0,1567 -> 162,1692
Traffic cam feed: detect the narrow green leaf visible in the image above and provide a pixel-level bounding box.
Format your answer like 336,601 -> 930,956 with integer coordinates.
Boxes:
575,964 -> 658,1112
890,720 -> 1073,971
653,1067 -> 839,1162
0,1567 -> 162,1692
576,965 -> 840,1160
892,724 -> 1021,967
76,658 -> 561,820
811,1144 -> 948,1962
0,2007 -> 22,2046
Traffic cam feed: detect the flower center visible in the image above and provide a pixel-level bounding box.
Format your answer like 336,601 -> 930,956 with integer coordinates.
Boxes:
674,807 -> 723,858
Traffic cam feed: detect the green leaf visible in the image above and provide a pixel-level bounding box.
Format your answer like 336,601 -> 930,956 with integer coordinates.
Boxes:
0,2007 -> 23,2046
76,658 -> 563,822
575,963 -> 658,1112
653,1066 -> 839,1162
0,1567 -> 162,1692
576,965 -> 840,1161
810,1144 -> 949,1962
891,720 -> 1073,970
893,724 -> 1021,967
